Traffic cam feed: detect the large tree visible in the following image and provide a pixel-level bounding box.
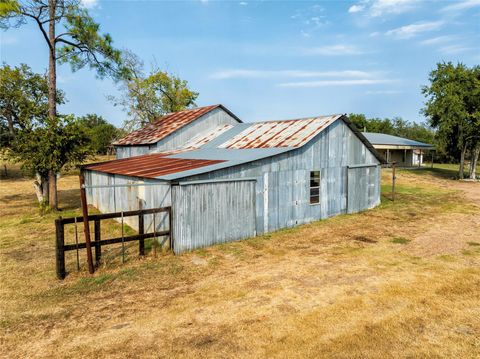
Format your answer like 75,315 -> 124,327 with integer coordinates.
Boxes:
1,0 -> 126,209
11,115 -> 91,206
77,114 -> 122,154
0,62 -> 63,181
109,51 -> 199,131
422,62 -> 480,179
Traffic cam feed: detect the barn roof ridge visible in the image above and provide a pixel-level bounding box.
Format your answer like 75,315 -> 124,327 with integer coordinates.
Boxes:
112,104 -> 242,146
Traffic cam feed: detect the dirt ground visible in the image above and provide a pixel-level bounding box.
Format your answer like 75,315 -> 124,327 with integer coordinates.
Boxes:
0,166 -> 479,358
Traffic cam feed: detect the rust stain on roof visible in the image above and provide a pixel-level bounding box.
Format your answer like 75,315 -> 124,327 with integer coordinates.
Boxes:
219,115 -> 341,149
181,124 -> 234,150
85,153 -> 225,179
113,105 -> 220,146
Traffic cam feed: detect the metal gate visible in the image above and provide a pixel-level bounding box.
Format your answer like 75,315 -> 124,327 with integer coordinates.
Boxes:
171,179 -> 257,253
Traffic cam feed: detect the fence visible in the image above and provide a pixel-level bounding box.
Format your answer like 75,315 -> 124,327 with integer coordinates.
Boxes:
55,206 -> 172,279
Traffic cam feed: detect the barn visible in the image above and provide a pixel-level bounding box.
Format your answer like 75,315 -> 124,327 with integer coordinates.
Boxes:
84,105 -> 384,253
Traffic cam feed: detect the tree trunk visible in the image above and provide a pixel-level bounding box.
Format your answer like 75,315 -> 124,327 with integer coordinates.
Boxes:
470,145 -> 480,180
459,145 -> 467,179
33,173 -> 49,204
48,170 -> 58,209
47,0 -> 58,210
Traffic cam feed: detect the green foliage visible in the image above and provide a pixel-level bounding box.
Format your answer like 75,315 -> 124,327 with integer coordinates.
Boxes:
110,51 -> 199,131
0,63 -> 64,147
348,113 -> 435,145
422,62 -> 480,173
77,114 -> 121,154
10,115 -> 92,178
57,5 -> 127,80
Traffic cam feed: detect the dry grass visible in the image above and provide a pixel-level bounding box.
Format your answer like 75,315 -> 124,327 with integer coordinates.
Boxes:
1,165 -> 479,358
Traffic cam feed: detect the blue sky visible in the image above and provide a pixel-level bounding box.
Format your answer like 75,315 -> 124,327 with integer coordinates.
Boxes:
1,0 -> 479,127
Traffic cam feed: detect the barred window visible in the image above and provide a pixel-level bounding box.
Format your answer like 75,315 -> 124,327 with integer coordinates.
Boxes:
310,171 -> 320,204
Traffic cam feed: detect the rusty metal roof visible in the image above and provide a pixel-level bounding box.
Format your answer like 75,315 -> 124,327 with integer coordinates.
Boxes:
84,153 -> 225,179
218,115 -> 342,149
113,105 -> 240,146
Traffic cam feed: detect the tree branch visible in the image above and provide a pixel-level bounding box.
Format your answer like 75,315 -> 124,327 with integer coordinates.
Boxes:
21,11 -> 53,53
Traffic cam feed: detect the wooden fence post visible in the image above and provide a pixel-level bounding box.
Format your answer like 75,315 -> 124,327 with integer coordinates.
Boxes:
55,217 -> 66,280
138,213 -> 145,256
79,172 -> 94,274
169,206 -> 174,252
392,162 -> 397,202
94,219 -> 101,266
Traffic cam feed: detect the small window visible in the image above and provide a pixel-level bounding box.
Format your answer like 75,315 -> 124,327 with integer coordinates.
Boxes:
310,171 -> 320,204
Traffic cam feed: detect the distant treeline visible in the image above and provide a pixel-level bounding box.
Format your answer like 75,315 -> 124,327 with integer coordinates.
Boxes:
348,114 -> 435,146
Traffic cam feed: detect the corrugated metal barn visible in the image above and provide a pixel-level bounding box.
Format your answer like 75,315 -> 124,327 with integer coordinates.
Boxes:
84,105 -> 384,253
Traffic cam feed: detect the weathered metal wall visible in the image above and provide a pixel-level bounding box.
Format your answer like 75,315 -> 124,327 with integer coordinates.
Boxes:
114,108 -> 239,159
84,171 -> 171,234
115,145 -> 152,159
177,119 -> 381,234
155,107 -> 239,152
171,180 -> 256,253
347,165 -> 381,214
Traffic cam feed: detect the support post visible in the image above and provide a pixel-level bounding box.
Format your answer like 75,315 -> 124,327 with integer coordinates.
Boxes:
392,162 -> 397,202
138,214 -> 145,256
79,171 -> 95,274
94,219 -> 101,266
168,206 -> 174,251
55,217 -> 66,280
431,151 -> 434,168
138,199 -> 144,256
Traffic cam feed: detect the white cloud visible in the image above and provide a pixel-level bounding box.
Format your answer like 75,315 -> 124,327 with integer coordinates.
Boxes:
239,1 -> 248,5
386,21 -> 444,39
439,45 -> 473,54
277,79 -> 395,88
420,35 -> 456,45
81,0 -> 99,8
210,69 -> 375,80
441,0 -> 480,12
348,4 -> 365,13
348,0 -> 417,16
365,90 -> 402,95
302,44 -> 363,55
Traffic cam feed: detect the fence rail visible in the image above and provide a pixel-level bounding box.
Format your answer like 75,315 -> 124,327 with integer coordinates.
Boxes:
55,206 -> 172,280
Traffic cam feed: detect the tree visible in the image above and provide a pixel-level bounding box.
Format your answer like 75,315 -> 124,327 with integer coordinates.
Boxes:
422,62 -> 480,179
11,115 -> 91,206
0,63 -> 64,179
77,114 -> 121,154
1,0 -> 126,209
109,51 -> 199,131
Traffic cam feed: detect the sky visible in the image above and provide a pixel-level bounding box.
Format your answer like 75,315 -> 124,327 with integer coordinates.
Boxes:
1,0 -> 479,127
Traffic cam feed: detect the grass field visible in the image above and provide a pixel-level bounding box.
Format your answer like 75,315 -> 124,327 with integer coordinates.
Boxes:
1,164 -> 479,358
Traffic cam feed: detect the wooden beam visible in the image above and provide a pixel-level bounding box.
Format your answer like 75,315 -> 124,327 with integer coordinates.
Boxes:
79,172 -> 95,274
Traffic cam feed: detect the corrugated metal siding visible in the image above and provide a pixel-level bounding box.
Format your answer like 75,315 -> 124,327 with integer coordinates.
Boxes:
156,107 -> 240,152
84,170 -> 171,234
115,145 -> 151,159
177,119 -> 381,234
115,107 -> 239,159
347,165 -> 381,214
172,181 -> 256,253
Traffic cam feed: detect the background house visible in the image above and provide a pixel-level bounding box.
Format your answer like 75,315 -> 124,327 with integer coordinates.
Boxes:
363,132 -> 434,167
84,107 -> 384,253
